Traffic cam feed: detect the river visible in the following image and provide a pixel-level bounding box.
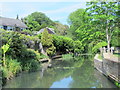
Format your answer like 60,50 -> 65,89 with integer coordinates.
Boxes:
3,56 -> 117,88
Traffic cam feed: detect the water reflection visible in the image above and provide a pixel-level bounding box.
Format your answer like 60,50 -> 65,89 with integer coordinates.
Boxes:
3,57 -> 117,88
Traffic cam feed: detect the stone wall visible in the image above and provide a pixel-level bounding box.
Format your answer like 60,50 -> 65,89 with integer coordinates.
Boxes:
103,58 -> 120,83
94,54 -> 120,83
94,59 -> 103,73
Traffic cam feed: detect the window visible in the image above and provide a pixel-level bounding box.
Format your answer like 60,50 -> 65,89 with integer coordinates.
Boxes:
3,26 -> 7,30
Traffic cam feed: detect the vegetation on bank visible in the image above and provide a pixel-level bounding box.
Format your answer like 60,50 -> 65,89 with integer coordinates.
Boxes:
97,54 -> 103,60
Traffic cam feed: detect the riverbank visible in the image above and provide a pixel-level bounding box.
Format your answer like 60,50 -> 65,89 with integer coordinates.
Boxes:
94,53 -> 120,87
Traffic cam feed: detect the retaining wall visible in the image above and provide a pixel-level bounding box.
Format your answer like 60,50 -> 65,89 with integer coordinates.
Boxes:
94,54 -> 120,83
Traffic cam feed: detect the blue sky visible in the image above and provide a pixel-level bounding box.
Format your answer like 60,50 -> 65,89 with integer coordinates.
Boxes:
1,1 -> 87,25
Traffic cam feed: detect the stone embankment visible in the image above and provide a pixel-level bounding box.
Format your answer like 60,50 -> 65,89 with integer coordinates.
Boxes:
94,53 -> 120,84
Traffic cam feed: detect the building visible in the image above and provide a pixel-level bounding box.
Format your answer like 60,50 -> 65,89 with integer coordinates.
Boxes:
36,27 -> 55,35
0,17 -> 27,31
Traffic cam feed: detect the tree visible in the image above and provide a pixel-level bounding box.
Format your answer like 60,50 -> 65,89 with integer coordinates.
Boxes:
86,1 -> 119,52
50,22 -> 69,36
41,28 -> 56,56
68,8 -> 106,53
23,12 -> 54,31
16,14 -> 19,19
68,9 -> 86,39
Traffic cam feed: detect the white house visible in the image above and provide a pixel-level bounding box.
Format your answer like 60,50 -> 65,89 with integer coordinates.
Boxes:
0,17 -> 27,31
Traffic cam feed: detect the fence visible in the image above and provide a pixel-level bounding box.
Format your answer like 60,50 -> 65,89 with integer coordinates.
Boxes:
99,47 -> 115,54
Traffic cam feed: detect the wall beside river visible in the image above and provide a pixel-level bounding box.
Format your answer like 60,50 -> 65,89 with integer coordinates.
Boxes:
94,53 -> 120,84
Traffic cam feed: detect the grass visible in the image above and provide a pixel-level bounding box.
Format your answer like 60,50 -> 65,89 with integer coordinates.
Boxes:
98,54 -> 103,60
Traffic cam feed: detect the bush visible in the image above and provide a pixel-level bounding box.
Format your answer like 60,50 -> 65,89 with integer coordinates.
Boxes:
21,29 -> 33,35
39,54 -> 48,59
7,32 -> 26,58
52,35 -> 83,54
18,49 -> 39,72
2,56 -> 21,80
41,29 -> 56,56
0,30 -> 13,46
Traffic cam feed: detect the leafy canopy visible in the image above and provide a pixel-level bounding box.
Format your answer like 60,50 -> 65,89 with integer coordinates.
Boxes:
23,12 -> 54,31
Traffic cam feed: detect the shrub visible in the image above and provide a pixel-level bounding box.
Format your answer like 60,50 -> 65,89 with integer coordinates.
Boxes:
0,30 -> 13,46
41,29 -> 56,56
2,56 -> 21,80
52,35 -> 83,54
7,32 -> 26,58
92,41 -> 107,53
74,40 -> 84,53
21,29 -> 33,35
18,49 -> 39,72
39,54 -> 48,59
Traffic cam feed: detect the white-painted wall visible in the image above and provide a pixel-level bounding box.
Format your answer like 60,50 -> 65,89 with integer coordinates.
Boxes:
7,26 -> 14,30
0,25 -> 3,29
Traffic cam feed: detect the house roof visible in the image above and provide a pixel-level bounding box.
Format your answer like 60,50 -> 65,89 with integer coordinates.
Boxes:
37,27 -> 55,34
0,17 -> 27,28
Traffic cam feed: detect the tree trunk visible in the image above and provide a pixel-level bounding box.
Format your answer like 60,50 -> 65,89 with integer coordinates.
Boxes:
107,39 -> 110,53
3,53 -> 6,67
106,23 -> 110,53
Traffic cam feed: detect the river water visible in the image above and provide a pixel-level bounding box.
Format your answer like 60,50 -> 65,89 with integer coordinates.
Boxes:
3,56 -> 117,88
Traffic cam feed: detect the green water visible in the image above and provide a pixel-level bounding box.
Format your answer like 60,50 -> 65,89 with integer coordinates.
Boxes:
3,56 -> 116,88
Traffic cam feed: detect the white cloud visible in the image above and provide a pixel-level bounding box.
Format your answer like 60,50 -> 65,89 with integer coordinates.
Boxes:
51,16 -> 66,21
1,3 -> 13,17
0,3 -> 2,16
0,0 -> 92,2
44,3 -> 86,15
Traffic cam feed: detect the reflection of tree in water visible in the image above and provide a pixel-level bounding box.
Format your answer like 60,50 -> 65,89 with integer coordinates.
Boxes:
69,59 -> 116,88
69,60 -> 99,88
4,66 -> 74,88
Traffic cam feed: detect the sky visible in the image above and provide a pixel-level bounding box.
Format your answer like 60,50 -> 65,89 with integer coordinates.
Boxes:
0,1 -> 87,25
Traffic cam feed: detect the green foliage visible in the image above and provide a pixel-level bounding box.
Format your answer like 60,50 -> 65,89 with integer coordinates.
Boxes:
92,41 -> 107,53
2,56 -> 21,79
52,35 -> 83,54
62,54 -> 73,61
52,35 -> 73,53
41,29 -> 56,56
51,22 -> 69,35
19,49 -> 39,71
0,48 -> 2,63
68,2 -> 119,53
2,44 -> 10,67
39,54 -> 48,59
111,28 -> 120,47
21,29 -> 33,35
2,44 -> 9,54
23,12 -> 54,31
41,28 -> 53,47
86,1 -> 119,50
46,44 -> 56,56
68,9 -> 86,38
0,30 -> 13,46
115,82 -> 120,88
7,32 -> 26,58
74,40 -> 84,53
97,54 -> 103,60
1,31 -> 40,72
